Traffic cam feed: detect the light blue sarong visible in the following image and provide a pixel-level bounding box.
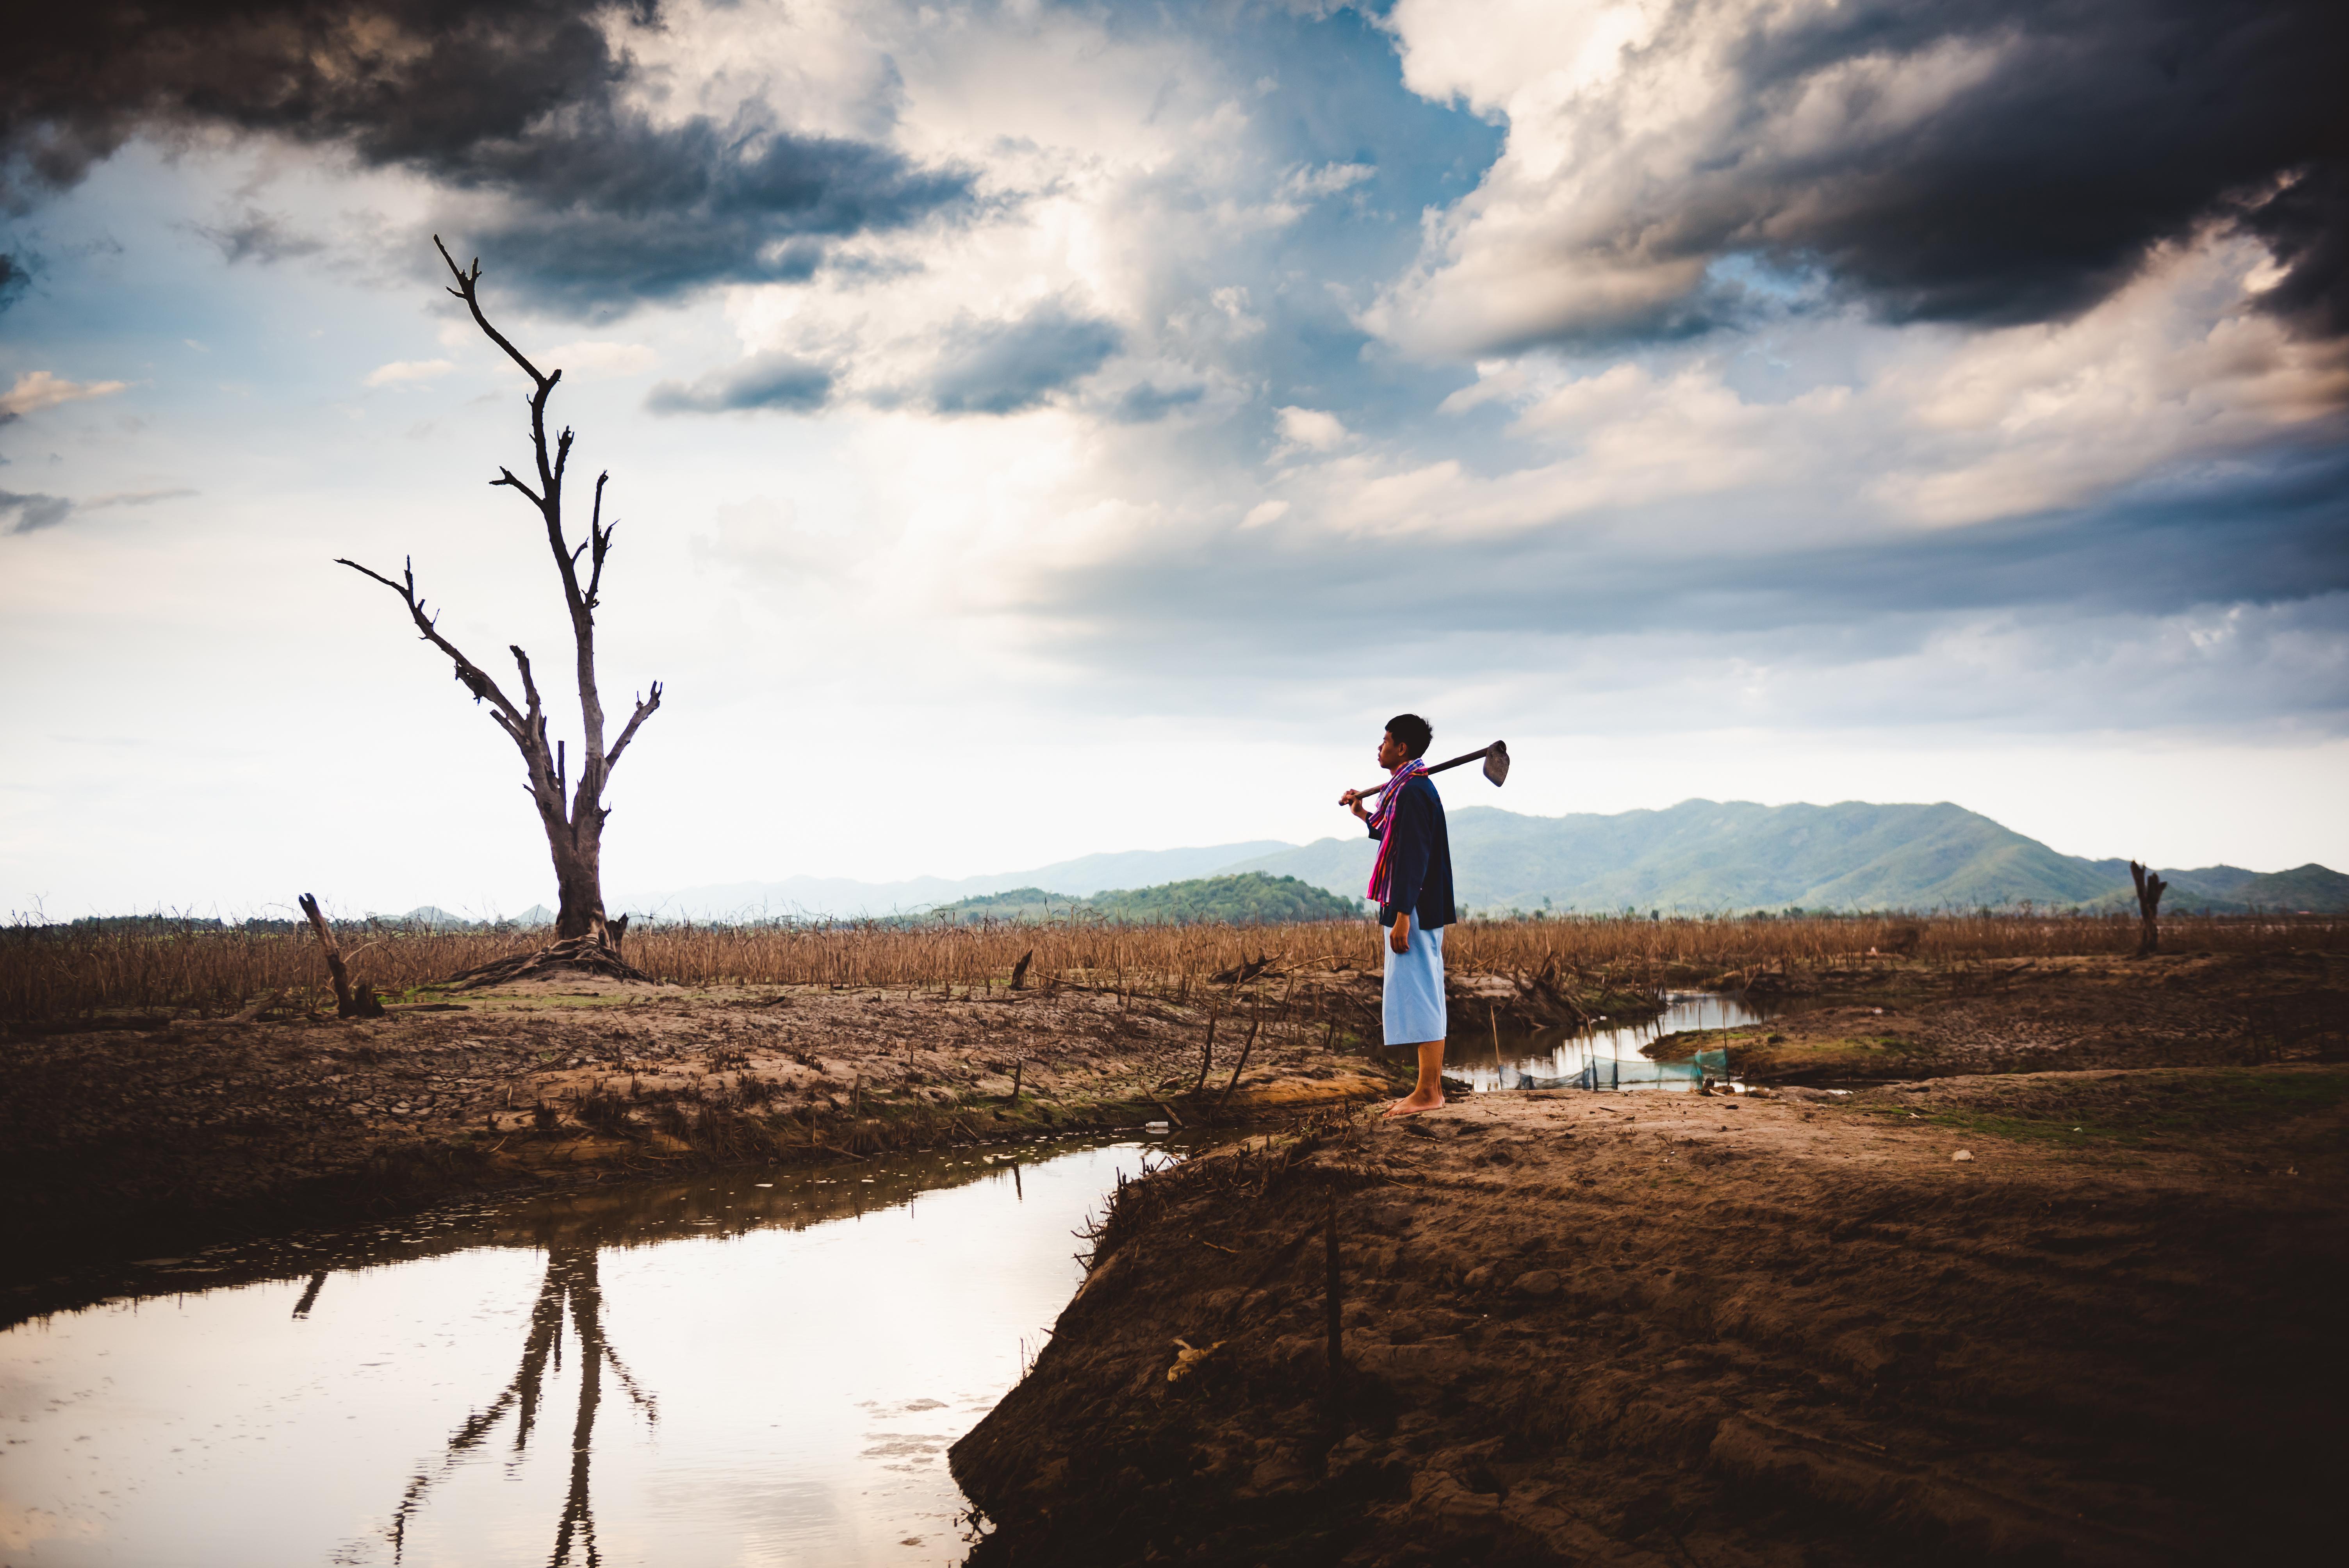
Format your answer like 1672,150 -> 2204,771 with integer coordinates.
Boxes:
1381,923 -> 1447,1045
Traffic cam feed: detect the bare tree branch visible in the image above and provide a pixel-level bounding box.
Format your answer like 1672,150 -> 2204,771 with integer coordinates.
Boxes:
436,236 -> 586,618
491,467 -> 545,507
507,644 -> 565,814
509,645 -> 546,741
604,684 -> 663,775
584,471 -> 613,609
336,556 -> 530,736
434,236 -> 552,390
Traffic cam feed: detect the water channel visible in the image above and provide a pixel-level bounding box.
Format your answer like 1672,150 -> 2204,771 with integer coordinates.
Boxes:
0,1136 -> 1197,1568
2,996 -> 1768,1565
1437,989 -> 1769,1094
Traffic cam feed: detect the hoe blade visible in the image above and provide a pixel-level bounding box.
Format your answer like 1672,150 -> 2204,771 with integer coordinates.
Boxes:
1483,741 -> 1510,787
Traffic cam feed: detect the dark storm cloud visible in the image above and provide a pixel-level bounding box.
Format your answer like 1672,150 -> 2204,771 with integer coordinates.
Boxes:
1486,0 -> 2347,346
1753,0 -> 2345,331
4,0 -> 632,200
0,490 -> 73,534
3,0 -> 971,313
646,351 -> 834,415
2235,160 -> 2349,339
186,208 -> 326,266
923,301 -> 1122,415
437,106 -> 970,317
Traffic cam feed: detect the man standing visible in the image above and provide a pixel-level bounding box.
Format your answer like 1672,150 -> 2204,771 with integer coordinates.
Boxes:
1340,714 -> 1456,1117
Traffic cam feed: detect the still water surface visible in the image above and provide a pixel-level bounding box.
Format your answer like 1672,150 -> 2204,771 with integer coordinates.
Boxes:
0,1137 -> 1186,1567
1442,990 -> 1769,1094
4,996 -> 1768,1564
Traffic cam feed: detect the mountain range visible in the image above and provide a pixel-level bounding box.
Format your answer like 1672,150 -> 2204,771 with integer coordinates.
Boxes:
1225,801 -> 2348,914
928,874 -> 1361,926
604,841 -> 1291,922
594,800 -> 2345,921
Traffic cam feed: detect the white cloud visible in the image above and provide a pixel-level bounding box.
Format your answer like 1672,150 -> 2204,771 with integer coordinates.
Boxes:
543,341 -> 657,377
1871,234 -> 2349,526
1274,406 -> 1349,453
80,488 -> 198,510
2,371 -> 128,418
1436,361 -> 1531,415
689,496 -> 858,583
362,359 -> 456,387
1279,227 -> 2349,543
1280,162 -> 1375,200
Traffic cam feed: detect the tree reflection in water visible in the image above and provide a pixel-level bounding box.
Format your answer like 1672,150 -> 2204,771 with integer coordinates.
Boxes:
388,1244 -> 656,1566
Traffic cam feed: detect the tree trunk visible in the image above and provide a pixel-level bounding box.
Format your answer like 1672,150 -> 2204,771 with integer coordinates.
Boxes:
2130,861 -> 2167,957
298,892 -> 384,1018
548,817 -> 613,947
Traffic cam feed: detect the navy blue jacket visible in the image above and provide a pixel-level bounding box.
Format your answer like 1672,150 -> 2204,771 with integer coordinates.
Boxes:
1370,773 -> 1456,930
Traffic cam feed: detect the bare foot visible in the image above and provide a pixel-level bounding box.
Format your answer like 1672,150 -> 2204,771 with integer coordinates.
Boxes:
1384,1092 -> 1444,1119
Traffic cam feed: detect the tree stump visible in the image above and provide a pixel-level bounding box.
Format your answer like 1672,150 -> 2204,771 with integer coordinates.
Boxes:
2130,861 -> 2168,957
298,892 -> 385,1018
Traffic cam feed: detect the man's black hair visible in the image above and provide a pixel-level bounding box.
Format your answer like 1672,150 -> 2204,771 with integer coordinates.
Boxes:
1386,713 -> 1433,760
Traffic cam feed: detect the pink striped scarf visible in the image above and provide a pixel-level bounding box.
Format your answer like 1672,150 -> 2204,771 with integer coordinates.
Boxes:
1365,759 -> 1429,905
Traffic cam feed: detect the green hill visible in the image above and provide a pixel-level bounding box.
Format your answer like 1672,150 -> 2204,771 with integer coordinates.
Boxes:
929,873 -> 1361,926
2219,864 -> 2349,911
2078,859 -> 2349,914
924,887 -> 1094,921
1089,873 -> 1362,924
1223,800 -> 2348,914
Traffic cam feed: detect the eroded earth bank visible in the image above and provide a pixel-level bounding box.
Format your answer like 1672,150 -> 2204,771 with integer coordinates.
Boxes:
953,951 -> 2348,1566
1,970 -> 1422,1312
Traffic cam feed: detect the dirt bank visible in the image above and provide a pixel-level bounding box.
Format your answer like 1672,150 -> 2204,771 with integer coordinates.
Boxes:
0,976 -> 1403,1284
952,964 -> 2349,1564
1674,948 -> 2346,1082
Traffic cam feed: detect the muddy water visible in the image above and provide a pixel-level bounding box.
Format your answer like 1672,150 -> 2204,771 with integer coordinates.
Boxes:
1441,990 -> 1768,1094
0,1135 -> 1192,1567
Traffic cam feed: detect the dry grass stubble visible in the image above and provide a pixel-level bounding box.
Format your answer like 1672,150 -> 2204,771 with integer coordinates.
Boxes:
6,912 -> 2340,1025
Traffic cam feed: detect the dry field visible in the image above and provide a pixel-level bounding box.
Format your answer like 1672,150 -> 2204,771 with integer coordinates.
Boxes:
957,1057 -> 2349,1565
5,911 -> 2342,1026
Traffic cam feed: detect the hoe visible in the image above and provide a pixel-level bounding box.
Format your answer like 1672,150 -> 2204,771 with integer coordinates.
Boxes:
1352,739 -> 1509,800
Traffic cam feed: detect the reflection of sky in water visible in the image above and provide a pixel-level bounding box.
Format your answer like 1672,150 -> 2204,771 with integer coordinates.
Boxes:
1446,992 -> 1766,1094
0,1140 -> 1174,1566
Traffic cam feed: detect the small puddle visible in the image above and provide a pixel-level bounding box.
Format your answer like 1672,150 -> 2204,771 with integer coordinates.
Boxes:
0,1132 -> 1201,1566
1426,990 -> 1770,1094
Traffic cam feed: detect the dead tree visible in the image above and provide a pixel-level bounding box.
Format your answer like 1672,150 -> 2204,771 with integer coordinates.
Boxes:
298,892 -> 385,1017
2130,861 -> 2168,957
339,238 -> 660,966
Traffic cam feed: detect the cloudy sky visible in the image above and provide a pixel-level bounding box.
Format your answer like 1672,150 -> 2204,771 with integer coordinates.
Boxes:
4,0 -> 2345,919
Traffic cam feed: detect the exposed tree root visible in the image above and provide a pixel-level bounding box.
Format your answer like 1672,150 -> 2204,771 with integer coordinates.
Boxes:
446,936 -> 659,991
